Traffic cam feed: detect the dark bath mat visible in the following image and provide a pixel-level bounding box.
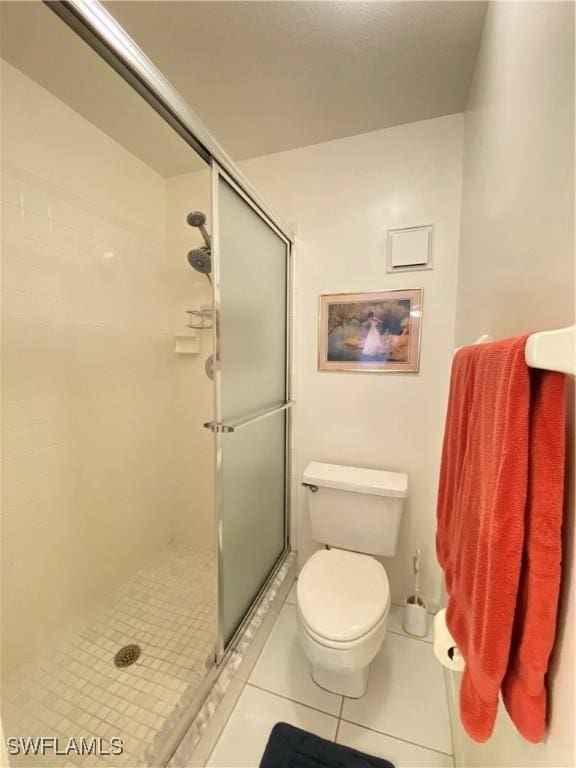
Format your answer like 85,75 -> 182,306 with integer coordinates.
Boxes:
259,722 -> 396,768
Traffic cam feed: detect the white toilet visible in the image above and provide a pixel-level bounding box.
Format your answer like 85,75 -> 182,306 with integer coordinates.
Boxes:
297,461 -> 408,698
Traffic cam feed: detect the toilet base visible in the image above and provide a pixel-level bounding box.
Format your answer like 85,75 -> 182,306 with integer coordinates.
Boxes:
312,664 -> 369,698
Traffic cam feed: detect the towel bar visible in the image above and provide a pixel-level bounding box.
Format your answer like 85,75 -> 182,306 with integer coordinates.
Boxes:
525,325 -> 575,375
455,325 -> 575,376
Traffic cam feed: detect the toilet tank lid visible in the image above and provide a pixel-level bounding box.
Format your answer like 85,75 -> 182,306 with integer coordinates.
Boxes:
303,462 -> 408,498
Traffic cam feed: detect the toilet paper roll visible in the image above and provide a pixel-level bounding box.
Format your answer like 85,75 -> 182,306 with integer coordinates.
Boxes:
433,609 -> 465,671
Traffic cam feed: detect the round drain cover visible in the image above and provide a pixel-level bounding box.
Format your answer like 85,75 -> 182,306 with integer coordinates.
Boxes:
114,644 -> 141,668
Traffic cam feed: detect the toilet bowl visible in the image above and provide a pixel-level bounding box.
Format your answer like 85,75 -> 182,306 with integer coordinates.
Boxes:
296,548 -> 391,698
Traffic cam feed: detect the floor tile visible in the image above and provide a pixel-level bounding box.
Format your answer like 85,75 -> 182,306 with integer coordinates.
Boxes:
338,722 -> 453,766
387,604 -> 433,643
342,632 -> 452,754
3,544 -> 217,768
207,685 -> 338,768
249,603 -> 342,715
285,581 -> 297,605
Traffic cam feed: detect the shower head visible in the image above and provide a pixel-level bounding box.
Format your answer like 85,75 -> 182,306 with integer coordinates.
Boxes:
186,210 -> 211,250
188,247 -> 212,275
186,211 -> 206,228
186,211 -> 212,284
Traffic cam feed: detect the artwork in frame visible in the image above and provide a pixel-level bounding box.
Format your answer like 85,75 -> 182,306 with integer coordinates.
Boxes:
318,289 -> 423,372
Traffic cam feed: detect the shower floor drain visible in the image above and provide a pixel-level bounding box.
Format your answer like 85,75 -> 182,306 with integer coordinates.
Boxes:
114,644 -> 141,668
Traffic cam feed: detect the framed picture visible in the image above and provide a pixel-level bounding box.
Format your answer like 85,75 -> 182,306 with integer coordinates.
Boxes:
318,289 -> 423,372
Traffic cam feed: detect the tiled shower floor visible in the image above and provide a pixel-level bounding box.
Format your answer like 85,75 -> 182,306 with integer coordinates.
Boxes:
2,544 -> 217,768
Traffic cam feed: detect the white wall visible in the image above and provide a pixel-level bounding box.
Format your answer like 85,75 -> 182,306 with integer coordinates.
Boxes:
240,114 -> 464,604
455,2 -> 574,346
0,61 -> 213,673
451,3 -> 575,765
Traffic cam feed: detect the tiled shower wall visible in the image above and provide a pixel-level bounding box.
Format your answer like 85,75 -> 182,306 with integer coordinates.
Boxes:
165,171 -> 214,551
0,61 -> 212,674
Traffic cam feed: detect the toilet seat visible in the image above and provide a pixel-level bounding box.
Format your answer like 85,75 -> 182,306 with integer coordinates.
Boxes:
299,609 -> 388,651
297,549 -> 390,644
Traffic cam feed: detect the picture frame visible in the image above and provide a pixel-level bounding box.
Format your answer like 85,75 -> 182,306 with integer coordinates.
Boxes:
318,289 -> 423,373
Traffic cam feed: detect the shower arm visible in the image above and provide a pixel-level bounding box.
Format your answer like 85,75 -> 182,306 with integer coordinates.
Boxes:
197,224 -> 211,251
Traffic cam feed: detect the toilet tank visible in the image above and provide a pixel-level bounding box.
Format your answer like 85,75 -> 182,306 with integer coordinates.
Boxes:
303,462 -> 408,557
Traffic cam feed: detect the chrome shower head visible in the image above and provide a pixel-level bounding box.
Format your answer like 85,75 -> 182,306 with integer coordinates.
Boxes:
186,210 -> 211,250
186,211 -> 206,228
186,211 -> 211,284
188,247 -> 212,275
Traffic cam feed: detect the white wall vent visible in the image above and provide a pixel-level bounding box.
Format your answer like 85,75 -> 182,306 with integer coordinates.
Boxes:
387,225 -> 433,273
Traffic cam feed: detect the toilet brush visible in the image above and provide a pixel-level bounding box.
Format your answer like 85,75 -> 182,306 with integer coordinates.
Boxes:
403,550 -> 428,637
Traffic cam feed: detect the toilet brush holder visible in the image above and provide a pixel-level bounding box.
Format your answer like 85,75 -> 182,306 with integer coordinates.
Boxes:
402,595 -> 428,638
403,549 -> 428,637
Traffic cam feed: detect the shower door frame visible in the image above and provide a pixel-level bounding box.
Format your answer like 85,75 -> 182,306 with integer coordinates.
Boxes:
45,0 -> 295,663
210,162 -> 293,661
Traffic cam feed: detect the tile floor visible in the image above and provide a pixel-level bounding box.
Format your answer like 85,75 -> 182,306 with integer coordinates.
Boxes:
2,544 -> 217,768
206,582 -> 453,768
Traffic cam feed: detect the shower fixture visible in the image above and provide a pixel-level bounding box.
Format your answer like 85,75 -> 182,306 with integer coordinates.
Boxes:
188,248 -> 211,277
186,211 -> 212,284
186,211 -> 211,248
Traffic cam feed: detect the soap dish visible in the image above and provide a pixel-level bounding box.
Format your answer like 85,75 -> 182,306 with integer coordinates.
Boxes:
174,332 -> 200,355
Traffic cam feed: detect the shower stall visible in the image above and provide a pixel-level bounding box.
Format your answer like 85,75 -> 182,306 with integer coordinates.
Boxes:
0,2 -> 293,765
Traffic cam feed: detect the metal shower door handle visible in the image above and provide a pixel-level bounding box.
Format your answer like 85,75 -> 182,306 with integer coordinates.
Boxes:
203,400 -> 293,433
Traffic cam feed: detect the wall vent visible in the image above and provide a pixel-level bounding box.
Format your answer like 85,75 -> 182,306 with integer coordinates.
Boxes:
387,225 -> 433,273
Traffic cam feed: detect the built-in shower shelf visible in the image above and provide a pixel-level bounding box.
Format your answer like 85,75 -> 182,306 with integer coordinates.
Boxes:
174,332 -> 200,355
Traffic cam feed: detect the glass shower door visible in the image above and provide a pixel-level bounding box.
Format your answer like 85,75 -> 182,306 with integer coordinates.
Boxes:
210,165 -> 291,656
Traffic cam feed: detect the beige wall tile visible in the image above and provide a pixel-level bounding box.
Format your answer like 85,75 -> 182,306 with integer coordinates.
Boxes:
1,62 -> 213,674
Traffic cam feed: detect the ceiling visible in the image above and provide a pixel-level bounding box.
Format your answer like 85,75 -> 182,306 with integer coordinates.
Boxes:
106,1 -> 487,158
1,1 -> 487,177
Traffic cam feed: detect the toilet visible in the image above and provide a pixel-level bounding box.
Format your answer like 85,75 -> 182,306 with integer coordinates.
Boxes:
297,461 -> 408,698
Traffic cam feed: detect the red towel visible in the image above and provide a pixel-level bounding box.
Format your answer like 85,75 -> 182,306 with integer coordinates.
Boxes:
501,364 -> 566,742
436,334 -> 566,742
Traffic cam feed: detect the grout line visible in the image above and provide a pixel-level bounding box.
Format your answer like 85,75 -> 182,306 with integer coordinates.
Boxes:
386,627 -> 433,645
212,683 -> 453,761
338,717 -> 454,757
333,696 -> 345,743
246,682 -> 340,720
